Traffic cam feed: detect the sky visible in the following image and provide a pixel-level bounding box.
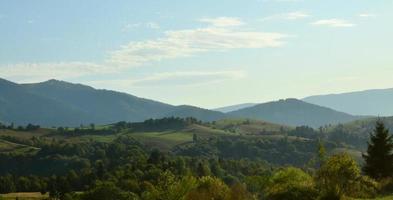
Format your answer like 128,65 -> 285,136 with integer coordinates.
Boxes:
0,0 -> 392,109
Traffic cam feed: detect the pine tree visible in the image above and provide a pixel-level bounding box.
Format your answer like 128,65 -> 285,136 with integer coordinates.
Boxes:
363,120 -> 393,179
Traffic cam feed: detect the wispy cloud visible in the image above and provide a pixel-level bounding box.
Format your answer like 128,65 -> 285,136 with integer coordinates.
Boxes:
311,19 -> 355,28
110,18 -> 288,66
260,0 -> 303,3
199,17 -> 244,27
261,11 -> 311,21
133,70 -> 246,86
89,70 -> 246,88
0,62 -> 109,82
358,13 -> 376,18
122,22 -> 160,32
1,17 -> 286,85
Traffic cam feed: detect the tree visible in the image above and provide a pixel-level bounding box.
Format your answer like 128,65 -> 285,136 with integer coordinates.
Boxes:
0,174 -> 16,193
196,162 -> 211,177
81,181 -> 131,200
363,120 -> 393,179
265,167 -> 317,200
317,140 -> 327,168
186,176 -> 230,200
317,153 -> 360,199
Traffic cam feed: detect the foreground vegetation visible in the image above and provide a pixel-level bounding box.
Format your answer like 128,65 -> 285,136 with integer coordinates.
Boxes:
0,117 -> 393,199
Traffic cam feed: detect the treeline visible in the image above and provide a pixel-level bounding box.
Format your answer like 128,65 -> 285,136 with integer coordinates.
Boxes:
113,117 -> 202,132
50,117 -> 202,137
0,122 -> 40,131
174,135 -> 337,166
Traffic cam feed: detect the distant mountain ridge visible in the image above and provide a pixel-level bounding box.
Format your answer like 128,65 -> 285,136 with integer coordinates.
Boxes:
303,88 -> 393,116
0,78 -> 225,126
228,98 -> 364,127
0,78 -> 367,127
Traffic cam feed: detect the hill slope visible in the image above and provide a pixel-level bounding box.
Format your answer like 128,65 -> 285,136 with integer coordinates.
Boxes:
163,105 -> 226,122
0,78 -> 227,126
0,78 -> 88,126
303,88 -> 393,116
228,98 -> 362,127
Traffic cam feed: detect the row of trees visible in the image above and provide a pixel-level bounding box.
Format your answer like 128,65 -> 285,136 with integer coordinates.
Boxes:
0,122 -> 40,131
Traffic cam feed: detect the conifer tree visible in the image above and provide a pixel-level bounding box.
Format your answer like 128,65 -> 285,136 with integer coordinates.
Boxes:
363,120 -> 393,179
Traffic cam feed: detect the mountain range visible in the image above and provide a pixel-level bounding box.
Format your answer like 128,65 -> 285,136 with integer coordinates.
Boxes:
227,98 -> 363,127
0,78 -> 223,127
0,78 -> 386,127
302,88 -> 393,116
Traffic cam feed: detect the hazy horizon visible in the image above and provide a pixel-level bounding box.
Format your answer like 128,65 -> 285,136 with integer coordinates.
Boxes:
1,0 -> 392,108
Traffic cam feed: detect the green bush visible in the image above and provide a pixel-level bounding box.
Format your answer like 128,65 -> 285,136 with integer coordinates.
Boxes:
378,177 -> 393,194
265,167 -> 317,200
350,176 -> 378,199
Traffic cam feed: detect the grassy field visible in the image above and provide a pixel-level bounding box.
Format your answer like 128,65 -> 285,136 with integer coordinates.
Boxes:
0,192 -> 48,200
211,118 -> 292,135
0,139 -> 39,154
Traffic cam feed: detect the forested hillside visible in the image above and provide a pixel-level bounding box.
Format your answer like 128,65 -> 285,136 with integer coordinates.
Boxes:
1,117 -> 392,199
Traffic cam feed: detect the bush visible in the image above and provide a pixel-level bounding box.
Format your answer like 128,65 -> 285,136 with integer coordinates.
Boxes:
316,153 -> 360,199
378,177 -> 393,194
350,176 -> 378,199
186,176 -> 230,200
81,181 -> 133,200
265,167 -> 317,200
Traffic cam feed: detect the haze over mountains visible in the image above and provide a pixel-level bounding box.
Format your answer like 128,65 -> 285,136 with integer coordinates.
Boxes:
228,99 -> 362,127
303,88 -> 393,116
1,78 -> 390,128
214,103 -> 258,113
0,78 -> 224,126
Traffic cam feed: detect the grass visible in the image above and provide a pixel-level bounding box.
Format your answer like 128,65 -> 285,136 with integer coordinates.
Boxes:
0,139 -> 39,154
0,192 -> 48,200
211,118 -> 292,135
0,129 -> 48,139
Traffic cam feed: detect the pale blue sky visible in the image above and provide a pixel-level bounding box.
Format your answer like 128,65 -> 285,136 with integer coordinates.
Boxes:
0,0 -> 392,108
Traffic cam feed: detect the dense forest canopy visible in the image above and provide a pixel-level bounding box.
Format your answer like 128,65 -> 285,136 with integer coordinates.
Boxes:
0,117 -> 393,199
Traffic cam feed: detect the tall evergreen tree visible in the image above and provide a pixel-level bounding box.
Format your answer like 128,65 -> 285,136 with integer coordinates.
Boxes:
363,120 -> 393,179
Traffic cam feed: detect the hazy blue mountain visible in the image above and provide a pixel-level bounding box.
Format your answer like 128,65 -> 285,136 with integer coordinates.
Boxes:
303,88 -> 393,116
0,78 -> 88,126
1,78 -> 371,128
228,98 -> 363,127
22,79 -> 175,125
214,103 -> 257,113
0,78 -> 226,126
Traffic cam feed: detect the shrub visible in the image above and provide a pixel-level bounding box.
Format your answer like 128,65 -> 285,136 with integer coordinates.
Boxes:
350,176 -> 378,199
378,177 -> 393,195
316,153 -> 359,199
265,167 -> 317,200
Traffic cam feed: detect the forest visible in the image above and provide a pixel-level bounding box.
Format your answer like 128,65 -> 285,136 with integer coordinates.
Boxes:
0,117 -> 393,200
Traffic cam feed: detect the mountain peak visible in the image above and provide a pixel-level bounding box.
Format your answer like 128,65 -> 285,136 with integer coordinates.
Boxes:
29,79 -> 95,91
